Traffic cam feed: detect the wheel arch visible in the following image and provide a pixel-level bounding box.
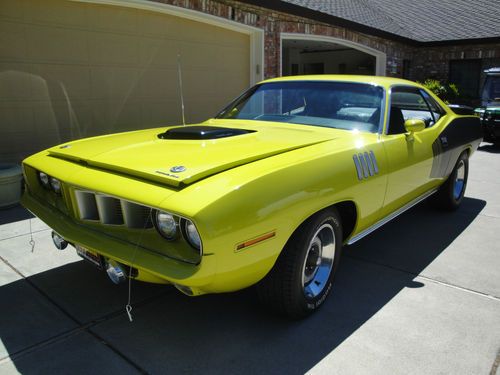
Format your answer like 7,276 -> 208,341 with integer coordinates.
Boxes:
286,200 -> 358,247
330,200 -> 358,243
463,145 -> 473,157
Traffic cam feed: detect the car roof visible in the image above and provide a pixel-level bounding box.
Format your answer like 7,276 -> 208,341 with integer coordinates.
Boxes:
260,75 -> 421,89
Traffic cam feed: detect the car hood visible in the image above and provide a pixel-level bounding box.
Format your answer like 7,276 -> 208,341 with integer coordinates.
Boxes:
47,120 -> 337,187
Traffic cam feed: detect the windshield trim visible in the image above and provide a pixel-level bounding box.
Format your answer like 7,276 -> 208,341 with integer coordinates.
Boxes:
215,80 -> 387,135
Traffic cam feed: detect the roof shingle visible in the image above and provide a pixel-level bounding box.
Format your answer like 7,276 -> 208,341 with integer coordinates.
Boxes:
283,0 -> 500,42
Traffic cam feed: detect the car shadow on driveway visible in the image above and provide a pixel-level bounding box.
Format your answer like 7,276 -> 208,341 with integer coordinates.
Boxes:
0,198 -> 486,374
0,204 -> 34,225
478,143 -> 500,154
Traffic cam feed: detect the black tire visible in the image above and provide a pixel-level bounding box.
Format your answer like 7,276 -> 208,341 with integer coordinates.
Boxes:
432,151 -> 469,211
257,208 -> 343,319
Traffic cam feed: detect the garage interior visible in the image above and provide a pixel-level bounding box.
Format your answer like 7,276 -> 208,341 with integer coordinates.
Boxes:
282,39 -> 376,76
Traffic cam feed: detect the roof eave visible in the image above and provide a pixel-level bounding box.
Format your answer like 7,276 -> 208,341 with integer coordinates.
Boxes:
421,37 -> 500,47
237,0 -> 419,45
238,0 -> 500,46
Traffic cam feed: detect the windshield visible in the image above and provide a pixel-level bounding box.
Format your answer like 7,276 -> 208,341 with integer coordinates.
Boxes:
216,81 -> 385,133
482,75 -> 500,105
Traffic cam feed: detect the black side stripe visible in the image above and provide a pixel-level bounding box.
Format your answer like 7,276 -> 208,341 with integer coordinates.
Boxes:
430,116 -> 482,178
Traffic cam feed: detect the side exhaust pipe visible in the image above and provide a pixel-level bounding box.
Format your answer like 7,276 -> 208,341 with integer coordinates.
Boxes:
51,231 -> 68,250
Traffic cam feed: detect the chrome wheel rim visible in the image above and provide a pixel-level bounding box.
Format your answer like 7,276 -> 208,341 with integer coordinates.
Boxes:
301,223 -> 336,299
453,160 -> 465,200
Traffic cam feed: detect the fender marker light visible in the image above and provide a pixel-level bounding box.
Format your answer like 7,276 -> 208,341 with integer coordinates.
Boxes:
236,231 -> 276,251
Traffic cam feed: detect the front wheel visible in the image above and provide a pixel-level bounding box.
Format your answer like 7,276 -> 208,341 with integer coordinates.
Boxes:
257,209 -> 343,319
432,151 -> 469,210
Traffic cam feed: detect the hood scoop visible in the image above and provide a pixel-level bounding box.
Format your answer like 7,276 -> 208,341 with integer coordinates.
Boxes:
158,126 -> 255,140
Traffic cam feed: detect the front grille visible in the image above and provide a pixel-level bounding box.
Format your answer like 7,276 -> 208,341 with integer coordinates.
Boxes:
74,190 -> 153,228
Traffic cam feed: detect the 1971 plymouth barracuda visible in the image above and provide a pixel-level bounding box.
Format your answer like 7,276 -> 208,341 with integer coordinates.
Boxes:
21,75 -> 482,318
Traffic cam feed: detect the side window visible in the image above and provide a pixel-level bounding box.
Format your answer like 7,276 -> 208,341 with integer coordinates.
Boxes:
420,89 -> 445,124
388,86 -> 435,134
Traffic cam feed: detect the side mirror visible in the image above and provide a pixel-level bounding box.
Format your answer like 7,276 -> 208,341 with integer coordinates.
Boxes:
404,119 -> 425,141
404,119 -> 425,133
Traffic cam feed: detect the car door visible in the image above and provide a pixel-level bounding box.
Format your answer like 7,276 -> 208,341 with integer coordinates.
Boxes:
380,85 -> 446,217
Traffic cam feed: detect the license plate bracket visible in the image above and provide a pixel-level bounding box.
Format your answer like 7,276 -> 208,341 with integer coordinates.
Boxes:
76,245 -> 104,269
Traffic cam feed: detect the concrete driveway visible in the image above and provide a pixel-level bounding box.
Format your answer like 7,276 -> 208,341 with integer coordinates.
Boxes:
1,144 -> 499,375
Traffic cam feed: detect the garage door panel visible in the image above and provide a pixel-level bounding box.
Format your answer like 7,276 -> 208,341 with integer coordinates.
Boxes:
171,17 -> 247,48
186,97 -> 226,123
109,100 -> 144,130
139,12 -> 175,38
137,68 -> 178,99
45,100 -> 93,140
0,102 -> 35,134
144,14 -> 224,44
139,38 -> 179,68
183,69 -> 218,96
26,24 -> 88,63
90,67 -> 179,102
88,99 -> 142,133
215,72 -> 249,96
1,0 -> 251,163
0,1 -> 24,22
0,133 -> 49,163
0,21 -> 28,60
0,63 -> 33,100
178,42 -> 221,69
141,100 -> 182,127
214,46 -> 251,69
24,0 -> 88,29
28,68 -> 72,103
88,4 -> 139,35
90,67 -> 142,100
34,64 -> 92,100
210,28 -> 252,48
88,32 -> 141,66
32,100 -> 67,131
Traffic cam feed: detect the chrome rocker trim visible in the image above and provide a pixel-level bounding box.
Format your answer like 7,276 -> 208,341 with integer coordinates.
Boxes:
347,187 -> 439,245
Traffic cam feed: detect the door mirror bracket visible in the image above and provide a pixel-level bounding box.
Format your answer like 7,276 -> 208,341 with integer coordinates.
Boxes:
404,119 -> 425,141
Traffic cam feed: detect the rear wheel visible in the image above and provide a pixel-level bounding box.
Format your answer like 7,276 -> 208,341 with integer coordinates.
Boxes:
432,151 -> 469,210
257,209 -> 342,319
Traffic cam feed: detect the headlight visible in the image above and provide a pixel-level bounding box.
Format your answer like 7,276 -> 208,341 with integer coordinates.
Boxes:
153,210 -> 178,240
182,219 -> 201,250
50,177 -> 62,194
38,172 -> 50,189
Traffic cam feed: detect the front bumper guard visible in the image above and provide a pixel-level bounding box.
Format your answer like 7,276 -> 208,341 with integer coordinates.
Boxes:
21,189 -> 216,292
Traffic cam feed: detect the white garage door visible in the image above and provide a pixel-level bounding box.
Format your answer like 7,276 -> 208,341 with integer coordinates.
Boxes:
0,0 -> 251,162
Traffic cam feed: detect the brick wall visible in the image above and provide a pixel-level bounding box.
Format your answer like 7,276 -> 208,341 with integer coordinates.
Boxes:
152,0 -> 415,78
410,43 -> 500,82
152,0 -> 500,89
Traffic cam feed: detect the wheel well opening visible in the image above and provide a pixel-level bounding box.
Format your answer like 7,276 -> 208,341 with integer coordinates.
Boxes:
333,201 -> 357,241
288,201 -> 358,247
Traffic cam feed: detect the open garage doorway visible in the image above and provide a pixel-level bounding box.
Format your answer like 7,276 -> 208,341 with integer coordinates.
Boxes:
281,34 -> 386,77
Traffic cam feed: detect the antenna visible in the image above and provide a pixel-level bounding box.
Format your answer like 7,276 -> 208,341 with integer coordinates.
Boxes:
177,54 -> 186,125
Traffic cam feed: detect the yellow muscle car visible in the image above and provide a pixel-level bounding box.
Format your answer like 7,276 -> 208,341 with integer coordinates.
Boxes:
21,75 -> 482,318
